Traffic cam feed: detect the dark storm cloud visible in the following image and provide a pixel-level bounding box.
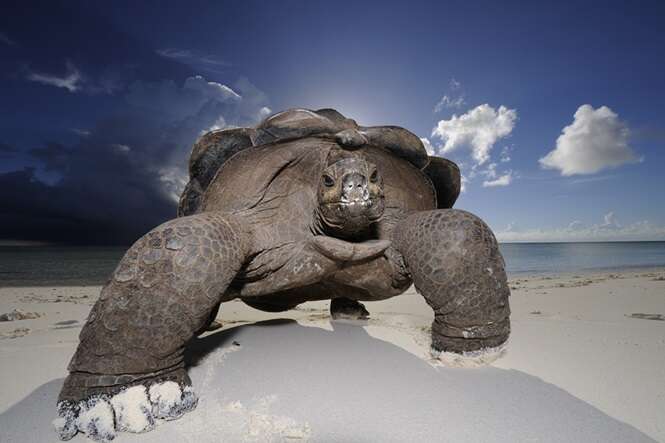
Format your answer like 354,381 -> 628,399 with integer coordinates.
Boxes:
0,76 -> 270,245
1,2 -> 194,103
0,2 -> 270,245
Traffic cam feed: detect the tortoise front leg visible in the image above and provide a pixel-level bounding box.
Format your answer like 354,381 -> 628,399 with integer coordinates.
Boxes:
392,209 -> 510,361
55,212 -> 250,441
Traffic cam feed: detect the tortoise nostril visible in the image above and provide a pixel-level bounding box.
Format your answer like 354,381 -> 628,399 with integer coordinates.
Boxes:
341,172 -> 369,201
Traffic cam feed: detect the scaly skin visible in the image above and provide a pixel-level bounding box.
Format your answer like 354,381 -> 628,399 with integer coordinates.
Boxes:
57,211 -> 249,440
54,108 -> 510,440
392,209 -> 511,353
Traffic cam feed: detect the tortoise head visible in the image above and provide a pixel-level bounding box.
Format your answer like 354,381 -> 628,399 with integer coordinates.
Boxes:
317,153 -> 385,237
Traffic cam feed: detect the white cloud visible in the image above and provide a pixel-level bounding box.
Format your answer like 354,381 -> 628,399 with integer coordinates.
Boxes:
567,220 -> 584,231
25,61 -> 121,95
157,48 -> 230,67
201,106 -> 271,136
420,137 -> 435,155
158,166 -> 189,203
504,221 -> 519,232
496,212 -> 665,242
460,174 -> 469,193
499,146 -> 511,163
539,105 -> 639,175
201,116 -> 228,135
183,75 -> 241,102
434,95 -> 465,112
568,174 -> 615,185
483,171 -> 512,187
433,78 -> 465,113
600,211 -> 620,229
482,163 -> 498,179
71,128 -> 90,137
257,106 -> 272,120
466,163 -> 477,179
432,104 -> 517,165
27,61 -> 82,92
112,144 -> 131,153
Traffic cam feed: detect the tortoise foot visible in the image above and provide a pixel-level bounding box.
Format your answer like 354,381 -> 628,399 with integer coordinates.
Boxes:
431,341 -> 508,368
330,297 -> 370,320
55,371 -> 197,441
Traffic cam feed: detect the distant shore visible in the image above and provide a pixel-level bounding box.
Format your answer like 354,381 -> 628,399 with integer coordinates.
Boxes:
1,267 -> 664,441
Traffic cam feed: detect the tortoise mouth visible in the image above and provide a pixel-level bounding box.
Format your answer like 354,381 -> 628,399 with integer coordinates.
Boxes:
335,199 -> 374,207
324,199 -> 383,220
318,197 -> 385,240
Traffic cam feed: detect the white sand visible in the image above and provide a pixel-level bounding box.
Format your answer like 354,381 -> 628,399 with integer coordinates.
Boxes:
1,269 -> 664,442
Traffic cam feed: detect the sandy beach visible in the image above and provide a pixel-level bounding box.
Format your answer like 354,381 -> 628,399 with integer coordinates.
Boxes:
1,269 -> 664,442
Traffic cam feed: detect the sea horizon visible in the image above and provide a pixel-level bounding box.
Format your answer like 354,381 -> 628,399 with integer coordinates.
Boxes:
1,241 -> 665,287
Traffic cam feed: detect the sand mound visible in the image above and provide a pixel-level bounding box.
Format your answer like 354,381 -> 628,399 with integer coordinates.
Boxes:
0,319 -> 654,442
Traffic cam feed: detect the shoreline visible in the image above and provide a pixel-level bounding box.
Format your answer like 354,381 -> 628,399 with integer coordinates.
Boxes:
507,264 -> 665,279
1,267 -> 664,441
3,264 -> 665,288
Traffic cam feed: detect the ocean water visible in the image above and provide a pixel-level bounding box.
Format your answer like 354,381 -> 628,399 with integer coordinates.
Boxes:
500,241 -> 665,275
0,246 -> 125,287
1,242 -> 665,287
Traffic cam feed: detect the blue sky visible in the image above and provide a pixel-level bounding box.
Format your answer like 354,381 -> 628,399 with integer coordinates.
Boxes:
1,0 -> 664,244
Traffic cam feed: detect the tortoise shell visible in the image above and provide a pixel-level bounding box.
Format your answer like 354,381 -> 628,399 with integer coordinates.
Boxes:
178,108 -> 460,216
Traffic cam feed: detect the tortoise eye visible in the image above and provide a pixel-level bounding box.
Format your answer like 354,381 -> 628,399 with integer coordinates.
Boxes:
323,174 -> 335,187
370,170 -> 378,183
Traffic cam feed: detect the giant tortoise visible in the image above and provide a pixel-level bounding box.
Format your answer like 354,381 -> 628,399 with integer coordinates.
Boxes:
55,108 -> 510,440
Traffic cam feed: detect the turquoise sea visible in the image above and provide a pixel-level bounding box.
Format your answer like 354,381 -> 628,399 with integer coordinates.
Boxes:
1,242 -> 665,287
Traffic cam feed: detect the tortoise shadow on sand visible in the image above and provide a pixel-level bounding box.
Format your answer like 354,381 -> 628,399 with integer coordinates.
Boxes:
184,318 -> 297,368
0,319 -> 656,443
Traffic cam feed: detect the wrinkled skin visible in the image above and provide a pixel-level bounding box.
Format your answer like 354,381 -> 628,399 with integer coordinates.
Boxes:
56,108 -> 510,441
317,154 -> 385,237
